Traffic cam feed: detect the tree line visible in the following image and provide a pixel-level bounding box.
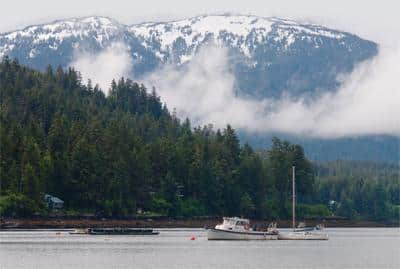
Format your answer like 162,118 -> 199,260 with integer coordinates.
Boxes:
0,58 -> 398,221
315,160 -> 399,220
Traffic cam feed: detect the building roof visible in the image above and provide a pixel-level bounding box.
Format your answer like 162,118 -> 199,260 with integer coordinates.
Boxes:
44,194 -> 64,204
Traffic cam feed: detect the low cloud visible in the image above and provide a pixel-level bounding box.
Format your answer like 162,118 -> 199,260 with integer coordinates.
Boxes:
144,46 -> 265,129
144,45 -> 399,138
264,47 -> 400,138
71,43 -> 399,139
70,42 -> 132,91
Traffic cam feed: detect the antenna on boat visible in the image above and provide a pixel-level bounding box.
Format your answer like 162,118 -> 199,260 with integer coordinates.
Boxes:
292,166 -> 296,232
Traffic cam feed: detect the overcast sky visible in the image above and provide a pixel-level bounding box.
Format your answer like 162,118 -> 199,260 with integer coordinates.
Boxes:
1,0 -> 399,45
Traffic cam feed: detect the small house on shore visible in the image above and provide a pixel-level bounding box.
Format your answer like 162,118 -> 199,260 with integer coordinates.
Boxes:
44,194 -> 64,209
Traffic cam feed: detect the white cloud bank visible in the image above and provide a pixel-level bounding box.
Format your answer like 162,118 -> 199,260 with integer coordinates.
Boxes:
70,43 -> 132,91
145,45 -> 400,139
71,43 -> 399,139
145,46 -> 264,130
258,46 -> 400,138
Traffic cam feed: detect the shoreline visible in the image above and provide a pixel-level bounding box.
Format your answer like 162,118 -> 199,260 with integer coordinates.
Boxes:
1,218 -> 398,229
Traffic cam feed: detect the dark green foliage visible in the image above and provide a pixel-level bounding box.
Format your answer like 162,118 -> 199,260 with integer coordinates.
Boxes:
0,59 -> 294,218
315,161 -> 400,220
296,204 -> 331,219
0,59 -> 398,221
0,193 -> 45,217
260,137 -> 315,218
179,198 -> 206,217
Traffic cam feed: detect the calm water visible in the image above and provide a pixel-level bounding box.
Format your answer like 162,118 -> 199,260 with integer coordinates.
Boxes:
0,228 -> 399,269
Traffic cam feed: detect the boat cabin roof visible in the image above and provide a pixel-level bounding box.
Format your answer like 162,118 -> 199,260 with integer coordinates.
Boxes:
223,217 -> 250,225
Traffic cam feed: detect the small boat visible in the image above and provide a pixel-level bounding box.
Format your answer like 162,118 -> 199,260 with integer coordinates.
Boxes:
69,227 -> 159,235
278,167 -> 329,240
69,228 -> 89,235
0,221 -> 19,229
207,217 -> 279,240
87,227 -> 159,235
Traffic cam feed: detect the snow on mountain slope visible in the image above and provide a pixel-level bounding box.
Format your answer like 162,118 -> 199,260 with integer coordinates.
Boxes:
0,14 -> 377,98
0,15 -> 392,163
1,15 -> 348,61
129,15 -> 346,63
130,15 -> 274,61
0,17 -> 125,59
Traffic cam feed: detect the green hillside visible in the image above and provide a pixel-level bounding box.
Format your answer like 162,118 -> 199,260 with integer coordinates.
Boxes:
0,58 -> 398,221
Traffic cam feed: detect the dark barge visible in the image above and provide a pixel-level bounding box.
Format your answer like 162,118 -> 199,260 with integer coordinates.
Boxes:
70,228 -> 159,235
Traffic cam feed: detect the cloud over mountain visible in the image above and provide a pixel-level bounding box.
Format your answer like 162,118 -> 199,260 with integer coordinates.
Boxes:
0,15 -> 377,99
70,42 -> 132,90
141,44 -> 399,138
2,14 -> 397,162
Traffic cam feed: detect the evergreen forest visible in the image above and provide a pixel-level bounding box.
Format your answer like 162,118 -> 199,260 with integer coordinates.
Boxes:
0,58 -> 398,221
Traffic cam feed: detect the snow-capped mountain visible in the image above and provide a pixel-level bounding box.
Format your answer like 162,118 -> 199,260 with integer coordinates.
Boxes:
130,15 -> 346,63
0,17 -> 131,71
1,15 -> 396,162
0,15 -> 377,98
1,17 -> 124,50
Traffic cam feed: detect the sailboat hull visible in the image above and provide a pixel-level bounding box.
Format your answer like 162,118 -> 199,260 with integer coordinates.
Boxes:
278,231 -> 328,240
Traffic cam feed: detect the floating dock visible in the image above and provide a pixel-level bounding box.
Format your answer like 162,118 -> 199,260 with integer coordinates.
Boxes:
87,227 -> 159,235
69,227 -> 159,235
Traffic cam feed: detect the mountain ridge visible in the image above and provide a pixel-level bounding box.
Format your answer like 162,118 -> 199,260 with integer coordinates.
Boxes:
0,14 -> 377,99
1,15 -> 393,163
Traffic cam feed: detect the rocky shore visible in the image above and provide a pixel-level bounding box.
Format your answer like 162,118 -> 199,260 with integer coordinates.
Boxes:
1,217 -> 398,229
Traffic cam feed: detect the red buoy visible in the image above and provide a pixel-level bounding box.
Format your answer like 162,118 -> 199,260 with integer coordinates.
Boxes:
190,236 -> 196,240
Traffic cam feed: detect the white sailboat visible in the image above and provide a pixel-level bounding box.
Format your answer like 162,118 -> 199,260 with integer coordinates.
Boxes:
278,166 -> 329,240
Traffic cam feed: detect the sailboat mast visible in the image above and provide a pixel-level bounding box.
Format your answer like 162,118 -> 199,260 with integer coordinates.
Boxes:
292,166 -> 296,231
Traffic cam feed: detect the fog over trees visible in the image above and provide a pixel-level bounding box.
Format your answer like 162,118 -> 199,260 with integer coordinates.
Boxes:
0,58 -> 398,221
